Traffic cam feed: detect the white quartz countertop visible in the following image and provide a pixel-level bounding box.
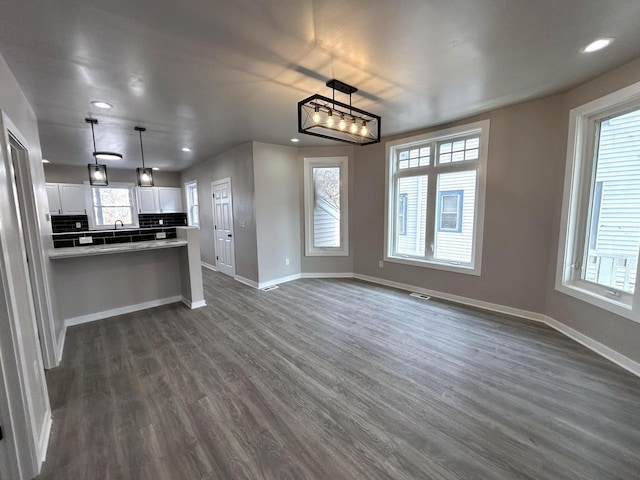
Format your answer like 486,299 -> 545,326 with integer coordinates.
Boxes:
49,239 -> 187,260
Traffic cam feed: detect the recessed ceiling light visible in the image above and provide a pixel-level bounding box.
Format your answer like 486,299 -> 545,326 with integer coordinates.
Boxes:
91,101 -> 113,109
290,138 -> 300,143
181,147 -> 191,152
42,159 -> 50,164
152,167 -> 160,171
581,38 -> 614,53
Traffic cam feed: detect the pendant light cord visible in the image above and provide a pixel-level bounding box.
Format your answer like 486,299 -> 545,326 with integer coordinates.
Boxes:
89,120 -> 98,165
138,129 -> 145,168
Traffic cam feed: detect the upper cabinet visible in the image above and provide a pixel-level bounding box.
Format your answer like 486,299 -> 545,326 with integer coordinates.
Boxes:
137,187 -> 159,214
157,187 -> 183,213
135,187 -> 183,214
46,183 -> 86,215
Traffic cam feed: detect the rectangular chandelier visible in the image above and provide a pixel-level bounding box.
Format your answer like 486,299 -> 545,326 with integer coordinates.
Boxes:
298,79 -> 381,145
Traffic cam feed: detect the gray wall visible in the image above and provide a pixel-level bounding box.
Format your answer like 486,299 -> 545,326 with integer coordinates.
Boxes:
353,96 -> 562,313
180,142 -> 258,282
299,145 -> 355,274
0,53 -> 51,478
544,57 -> 640,363
253,142 -> 301,283
353,56 -> 640,364
44,164 -> 182,187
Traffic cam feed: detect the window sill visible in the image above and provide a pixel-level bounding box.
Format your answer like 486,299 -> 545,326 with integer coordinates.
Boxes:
305,249 -> 349,257
555,281 -> 639,324
384,255 -> 480,276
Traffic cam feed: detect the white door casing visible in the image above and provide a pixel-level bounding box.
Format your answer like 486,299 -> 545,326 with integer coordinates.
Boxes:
212,179 -> 235,277
0,111 -> 53,479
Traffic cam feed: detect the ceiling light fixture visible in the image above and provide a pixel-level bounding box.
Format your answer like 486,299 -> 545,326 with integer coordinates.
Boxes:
91,101 -> 113,109
581,38 -> 614,53
181,147 -> 191,152
85,118 -> 109,186
135,126 -> 154,187
152,167 -> 160,171
290,138 -> 300,143
298,79 -> 381,145
42,159 -> 50,164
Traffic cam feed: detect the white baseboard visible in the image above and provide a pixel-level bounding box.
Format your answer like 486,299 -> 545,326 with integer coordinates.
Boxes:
64,296 -> 182,328
37,414 -> 52,469
543,315 -> 640,377
301,272 -> 355,279
201,262 -> 217,272
258,273 -> 301,289
352,273 -> 640,378
181,296 -> 206,309
56,325 -> 67,365
353,273 -> 546,323
234,275 -> 259,289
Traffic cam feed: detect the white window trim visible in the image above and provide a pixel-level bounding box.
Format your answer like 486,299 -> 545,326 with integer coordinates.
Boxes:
84,181 -> 139,230
555,80 -> 640,323
303,156 -> 349,256
185,180 -> 199,227
384,120 -> 489,276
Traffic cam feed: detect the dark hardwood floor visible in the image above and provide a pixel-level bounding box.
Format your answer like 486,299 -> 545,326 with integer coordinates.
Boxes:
39,269 -> 640,479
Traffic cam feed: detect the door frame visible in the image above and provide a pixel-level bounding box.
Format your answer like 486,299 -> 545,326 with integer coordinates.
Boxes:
211,177 -> 236,277
6,124 -> 57,369
0,111 -> 53,479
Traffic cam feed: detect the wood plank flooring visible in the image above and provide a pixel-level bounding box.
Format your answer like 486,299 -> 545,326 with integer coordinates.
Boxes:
38,269 -> 640,479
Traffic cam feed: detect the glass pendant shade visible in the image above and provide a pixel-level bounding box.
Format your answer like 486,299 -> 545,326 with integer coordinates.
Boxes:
136,167 -> 154,187
88,163 -> 108,186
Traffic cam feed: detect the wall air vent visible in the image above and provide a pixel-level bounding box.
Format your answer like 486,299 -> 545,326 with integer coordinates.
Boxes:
409,292 -> 431,300
261,285 -> 279,292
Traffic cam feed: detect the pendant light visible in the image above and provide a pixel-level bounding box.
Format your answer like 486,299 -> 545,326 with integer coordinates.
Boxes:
298,79 -> 381,145
135,126 -> 154,187
85,118 -> 109,186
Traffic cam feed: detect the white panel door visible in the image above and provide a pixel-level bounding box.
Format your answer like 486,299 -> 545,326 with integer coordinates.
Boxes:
59,184 -> 86,215
157,187 -> 183,213
46,183 -> 61,215
212,179 -> 235,277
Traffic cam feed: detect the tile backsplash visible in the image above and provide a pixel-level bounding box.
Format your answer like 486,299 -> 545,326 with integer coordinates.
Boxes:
52,227 -> 178,248
138,213 -> 187,228
51,215 -> 89,233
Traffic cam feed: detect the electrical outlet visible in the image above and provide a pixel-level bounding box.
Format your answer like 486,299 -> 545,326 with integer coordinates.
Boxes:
156,232 -> 166,239
75,222 -> 82,229
159,219 -> 164,225
285,258 -> 290,266
378,260 -> 384,268
79,236 -> 93,245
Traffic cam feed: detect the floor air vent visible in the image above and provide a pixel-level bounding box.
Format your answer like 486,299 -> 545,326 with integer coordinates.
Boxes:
261,285 -> 279,292
410,292 -> 431,300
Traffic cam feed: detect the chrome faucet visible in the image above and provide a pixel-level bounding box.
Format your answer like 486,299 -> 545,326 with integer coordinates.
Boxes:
114,219 -> 124,230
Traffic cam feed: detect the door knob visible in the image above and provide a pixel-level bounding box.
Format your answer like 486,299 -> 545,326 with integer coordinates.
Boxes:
227,234 -> 232,238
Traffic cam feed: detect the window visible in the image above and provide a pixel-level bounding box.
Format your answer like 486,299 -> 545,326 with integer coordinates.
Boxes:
385,120 -> 489,274
303,156 -> 349,256
438,190 -> 463,233
557,80 -> 640,322
185,181 -> 199,226
90,184 -> 136,228
398,194 -> 408,235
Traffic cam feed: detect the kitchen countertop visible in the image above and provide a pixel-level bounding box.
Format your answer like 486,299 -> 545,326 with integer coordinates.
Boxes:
49,238 -> 188,260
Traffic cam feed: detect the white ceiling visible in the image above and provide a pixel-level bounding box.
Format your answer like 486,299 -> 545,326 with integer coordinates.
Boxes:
1,0 -> 640,171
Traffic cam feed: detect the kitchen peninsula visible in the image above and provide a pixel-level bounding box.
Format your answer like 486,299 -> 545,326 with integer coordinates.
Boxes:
49,226 -> 205,333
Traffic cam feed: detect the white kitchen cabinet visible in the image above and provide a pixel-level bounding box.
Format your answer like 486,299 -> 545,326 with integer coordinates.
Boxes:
136,187 -> 159,214
157,187 -> 183,213
46,183 -> 87,215
46,183 -> 62,215
135,187 -> 183,214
